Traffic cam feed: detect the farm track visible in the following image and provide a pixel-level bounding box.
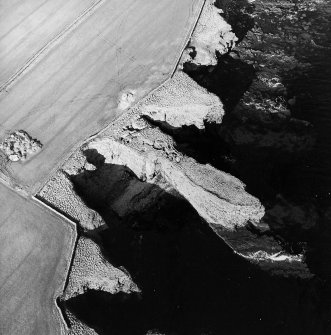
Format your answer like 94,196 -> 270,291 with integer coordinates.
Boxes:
0,1 -> 206,334
34,0 -> 208,197
0,0 -> 106,92
0,0 -> 205,193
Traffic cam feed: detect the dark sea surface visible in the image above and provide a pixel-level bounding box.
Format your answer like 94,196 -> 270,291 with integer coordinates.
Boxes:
64,1 -> 331,334
284,32 -> 331,205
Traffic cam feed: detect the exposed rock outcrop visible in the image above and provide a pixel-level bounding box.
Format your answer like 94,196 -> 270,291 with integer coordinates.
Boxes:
39,169 -> 105,231
145,331 -> 166,335
38,65 -> 312,278
85,133 -> 311,277
141,72 -> 224,131
183,0 -> 317,158
67,310 -> 99,335
35,0 -> 331,333
0,130 -> 42,162
87,137 -> 264,230
183,0 -> 238,66
63,236 -> 139,301
118,90 -> 137,111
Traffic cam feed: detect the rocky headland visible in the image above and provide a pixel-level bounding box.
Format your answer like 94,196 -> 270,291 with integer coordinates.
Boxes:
37,0 -> 331,334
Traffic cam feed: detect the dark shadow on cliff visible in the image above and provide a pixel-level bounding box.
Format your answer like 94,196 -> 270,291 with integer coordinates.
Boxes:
182,55 -> 314,202
184,0 -> 256,112
62,149 -> 329,335
180,0 -> 319,205
180,0 -> 297,202
181,48 -> 288,202
184,54 -> 256,114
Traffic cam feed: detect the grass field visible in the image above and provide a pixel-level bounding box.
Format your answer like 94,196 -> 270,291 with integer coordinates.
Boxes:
0,0 -> 99,87
0,184 -> 76,335
0,0 -> 203,193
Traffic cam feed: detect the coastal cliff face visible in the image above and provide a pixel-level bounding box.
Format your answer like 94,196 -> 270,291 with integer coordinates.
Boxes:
184,0 -> 331,249
38,0 -> 331,334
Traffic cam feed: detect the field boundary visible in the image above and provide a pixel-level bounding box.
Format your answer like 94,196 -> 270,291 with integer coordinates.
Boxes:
32,195 -> 78,334
0,0 -> 106,93
170,0 -> 206,77
32,195 -> 79,228
33,0 -> 207,197
32,1 -> 206,329
0,2 -> 207,333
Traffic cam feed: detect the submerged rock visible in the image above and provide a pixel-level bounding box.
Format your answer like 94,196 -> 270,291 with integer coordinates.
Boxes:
264,195 -> 319,233
84,136 -> 311,278
33,1 -> 331,333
